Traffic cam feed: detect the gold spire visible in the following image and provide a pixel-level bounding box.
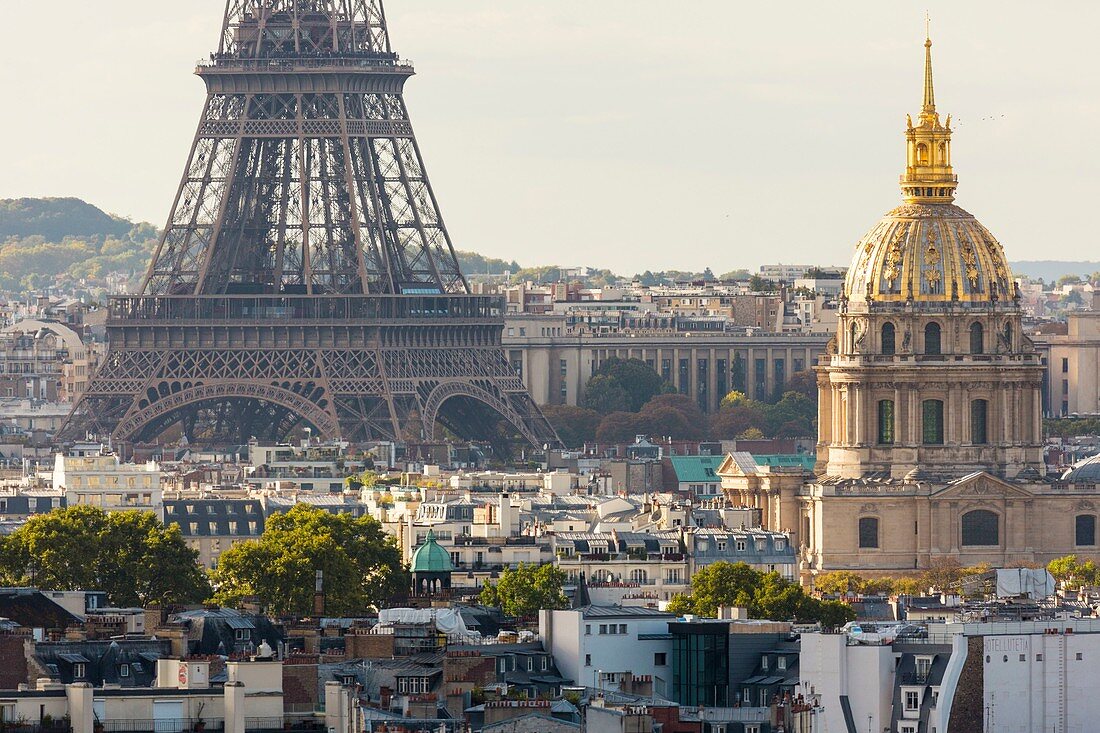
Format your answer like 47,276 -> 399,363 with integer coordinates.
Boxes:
901,26 -> 956,204
922,31 -> 936,119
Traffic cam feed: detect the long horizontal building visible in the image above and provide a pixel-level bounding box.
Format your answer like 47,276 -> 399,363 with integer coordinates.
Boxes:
503,314 -> 830,412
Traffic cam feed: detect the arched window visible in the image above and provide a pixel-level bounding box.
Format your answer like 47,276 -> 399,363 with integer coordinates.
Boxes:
1077,515 -> 1097,547
961,510 -> 999,546
850,322 -> 858,352
971,400 -> 989,445
916,143 -> 929,165
877,400 -> 895,445
630,568 -> 648,584
924,322 -> 941,355
970,322 -> 984,354
858,517 -> 879,549
922,399 -> 945,445
881,323 -> 896,355
1003,322 -> 1014,350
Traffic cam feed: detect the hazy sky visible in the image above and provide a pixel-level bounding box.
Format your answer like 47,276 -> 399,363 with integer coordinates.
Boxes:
2,1 -> 1098,273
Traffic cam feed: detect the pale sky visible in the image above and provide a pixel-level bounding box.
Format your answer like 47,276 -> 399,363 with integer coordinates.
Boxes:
2,1 -> 1098,273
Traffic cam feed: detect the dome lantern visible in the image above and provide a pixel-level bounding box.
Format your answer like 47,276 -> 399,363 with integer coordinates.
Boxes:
901,32 -> 957,205
842,31 -> 1014,307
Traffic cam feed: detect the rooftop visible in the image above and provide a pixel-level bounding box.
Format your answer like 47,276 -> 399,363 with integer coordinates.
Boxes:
576,605 -> 676,620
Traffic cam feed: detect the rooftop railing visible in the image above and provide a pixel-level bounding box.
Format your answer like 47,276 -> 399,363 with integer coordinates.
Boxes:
108,295 -> 503,324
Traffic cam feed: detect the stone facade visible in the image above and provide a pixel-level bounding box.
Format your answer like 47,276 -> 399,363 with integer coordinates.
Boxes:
719,36 -> 1100,579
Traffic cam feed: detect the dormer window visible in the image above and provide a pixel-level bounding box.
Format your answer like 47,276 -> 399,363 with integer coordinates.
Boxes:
916,656 -> 933,680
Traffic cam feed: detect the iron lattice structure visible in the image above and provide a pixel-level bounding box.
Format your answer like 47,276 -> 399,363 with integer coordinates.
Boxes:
59,0 -> 559,451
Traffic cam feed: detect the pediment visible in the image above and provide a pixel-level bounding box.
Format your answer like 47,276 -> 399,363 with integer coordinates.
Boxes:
716,452 -> 759,479
932,471 -> 1034,499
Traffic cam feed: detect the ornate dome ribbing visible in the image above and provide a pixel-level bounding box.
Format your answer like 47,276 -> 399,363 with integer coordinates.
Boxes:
843,203 -> 1014,304
842,34 -> 1016,306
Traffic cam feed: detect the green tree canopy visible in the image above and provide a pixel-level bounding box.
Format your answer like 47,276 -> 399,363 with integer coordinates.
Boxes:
0,506 -> 210,607
584,358 -> 669,413
478,563 -> 568,618
748,275 -> 779,292
1048,555 -> 1100,587
666,561 -> 855,627
581,374 -> 632,415
210,504 -> 406,615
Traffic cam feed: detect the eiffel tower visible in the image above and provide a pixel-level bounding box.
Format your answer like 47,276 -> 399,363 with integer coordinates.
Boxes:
59,0 -> 559,452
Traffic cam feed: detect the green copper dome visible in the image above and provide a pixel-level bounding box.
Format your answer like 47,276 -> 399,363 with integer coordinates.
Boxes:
410,529 -> 454,574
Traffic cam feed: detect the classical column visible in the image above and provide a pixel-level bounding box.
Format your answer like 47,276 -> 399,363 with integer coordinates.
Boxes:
853,384 -> 864,445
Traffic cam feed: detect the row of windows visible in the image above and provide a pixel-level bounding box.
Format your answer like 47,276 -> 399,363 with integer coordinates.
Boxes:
873,321 -> 1010,356
876,398 -> 988,446
859,513 -> 1099,549
586,623 -> 629,635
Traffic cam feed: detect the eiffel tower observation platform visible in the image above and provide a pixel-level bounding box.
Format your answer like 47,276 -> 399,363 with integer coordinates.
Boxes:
58,1 -> 560,454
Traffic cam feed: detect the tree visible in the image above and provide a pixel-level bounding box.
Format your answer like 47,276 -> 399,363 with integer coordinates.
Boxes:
211,505 -> 406,615
889,576 -> 925,596
731,354 -> 747,393
1063,290 -> 1084,306
785,371 -> 818,401
921,556 -> 964,594
710,391 -> 768,440
595,411 -> 647,443
582,374 -> 631,415
640,394 -> 707,440
667,562 -> 854,626
344,469 -> 380,490
762,391 -> 817,438
815,571 -> 898,597
749,275 -> 778,292
814,600 -> 857,628
0,506 -> 210,606
814,571 -> 867,596
638,406 -> 692,440
667,562 -> 760,617
479,563 -> 568,618
586,358 -> 668,413
541,405 -> 602,447
719,269 -> 751,282
1048,555 -> 1099,587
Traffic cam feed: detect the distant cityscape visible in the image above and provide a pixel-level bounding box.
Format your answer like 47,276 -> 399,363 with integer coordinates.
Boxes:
3,3 -> 1100,733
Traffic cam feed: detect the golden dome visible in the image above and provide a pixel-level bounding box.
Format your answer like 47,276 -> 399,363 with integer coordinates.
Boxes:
844,202 -> 1014,304
843,33 -> 1016,305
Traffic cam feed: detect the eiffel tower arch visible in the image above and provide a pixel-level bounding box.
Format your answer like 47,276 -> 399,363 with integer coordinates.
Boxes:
59,1 -> 560,452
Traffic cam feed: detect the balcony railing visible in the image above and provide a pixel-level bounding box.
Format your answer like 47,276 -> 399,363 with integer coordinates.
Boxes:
243,718 -> 324,733
98,719 -> 225,733
0,722 -> 73,733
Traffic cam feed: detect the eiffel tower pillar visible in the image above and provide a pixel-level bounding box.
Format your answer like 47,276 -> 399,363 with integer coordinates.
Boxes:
59,1 -> 559,453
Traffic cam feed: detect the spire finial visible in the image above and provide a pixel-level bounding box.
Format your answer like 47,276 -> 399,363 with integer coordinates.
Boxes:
922,14 -> 936,116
